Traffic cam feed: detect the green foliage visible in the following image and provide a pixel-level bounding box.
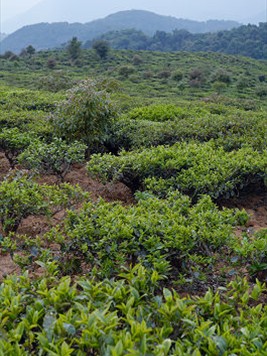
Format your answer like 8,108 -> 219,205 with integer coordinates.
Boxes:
50,79 -> 117,149
36,71 -> 75,92
126,104 -> 208,122
172,70 -> 183,81
1,51 -> 18,61
211,68 -> 232,84
45,191 -> 246,279
18,137 -> 86,181
0,269 -> 265,353
231,229 -> 267,277
25,45 -> 36,56
92,40 -> 110,59
157,70 -> 171,79
66,37 -> 82,62
46,57 -> 57,69
88,141 -> 267,198
1,48 -> 266,104
97,22 -> 267,59
0,128 -> 37,168
0,174 -> 47,234
109,103 -> 267,151
236,75 -> 252,91
0,172 -> 87,235
118,65 -> 135,78
0,44 -> 267,354
256,85 -> 267,98
132,54 -> 143,65
189,68 -> 207,88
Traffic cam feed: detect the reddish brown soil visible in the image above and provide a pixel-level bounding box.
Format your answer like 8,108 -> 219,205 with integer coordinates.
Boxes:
65,165 -> 135,204
219,189 -> 267,232
38,164 -> 135,205
10,165 -> 135,247
0,152 -> 10,179
0,252 -> 21,279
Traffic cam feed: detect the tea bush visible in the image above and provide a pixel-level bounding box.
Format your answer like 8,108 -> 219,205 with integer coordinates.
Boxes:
109,104 -> 267,152
43,191 -> 247,278
18,138 -> 87,181
88,141 -> 267,198
0,173 -> 87,235
0,128 -> 37,168
0,268 -> 266,354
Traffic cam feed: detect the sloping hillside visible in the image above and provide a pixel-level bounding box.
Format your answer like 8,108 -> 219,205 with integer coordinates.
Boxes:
0,10 -> 240,53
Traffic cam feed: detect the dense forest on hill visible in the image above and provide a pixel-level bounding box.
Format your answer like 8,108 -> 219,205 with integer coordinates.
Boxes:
0,45 -> 266,353
86,22 -> 267,59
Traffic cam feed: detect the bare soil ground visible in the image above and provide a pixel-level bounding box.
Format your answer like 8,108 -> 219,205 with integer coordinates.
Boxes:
218,187 -> 267,233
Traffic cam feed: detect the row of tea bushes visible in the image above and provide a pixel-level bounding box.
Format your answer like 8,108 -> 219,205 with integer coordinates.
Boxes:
88,141 -> 267,199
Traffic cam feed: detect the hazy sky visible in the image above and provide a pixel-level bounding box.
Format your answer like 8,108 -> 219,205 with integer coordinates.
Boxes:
1,0 -> 41,21
1,0 -> 266,26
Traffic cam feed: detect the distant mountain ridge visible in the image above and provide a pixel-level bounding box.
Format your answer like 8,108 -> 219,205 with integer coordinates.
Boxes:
0,10 -> 241,53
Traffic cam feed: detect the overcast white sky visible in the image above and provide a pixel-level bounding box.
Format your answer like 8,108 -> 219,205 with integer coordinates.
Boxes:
1,0 -> 41,21
1,0 -> 266,24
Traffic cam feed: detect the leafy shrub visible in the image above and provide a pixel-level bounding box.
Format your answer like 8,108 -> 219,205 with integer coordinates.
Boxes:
189,68 -> 207,87
0,128 -> 37,168
211,69 -> 232,84
88,141 -> 267,198
92,40 -> 110,59
232,228 -> 267,279
132,54 -> 143,65
66,37 -> 82,62
126,104 -> 205,122
18,137 -> 86,181
118,65 -> 135,78
212,81 -> 227,94
36,71 -> 74,92
46,57 -> 57,69
0,264 -> 265,353
157,70 -> 171,79
50,79 -> 117,149
1,51 -> 18,61
0,172 -> 86,235
109,103 -> 267,151
143,70 -> 153,79
172,70 -> 183,81
256,85 -> 267,98
236,75 -> 251,91
46,191 -> 246,278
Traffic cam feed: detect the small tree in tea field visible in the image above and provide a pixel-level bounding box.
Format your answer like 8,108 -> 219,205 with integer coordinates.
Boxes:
92,40 -> 110,59
50,79 -> 117,150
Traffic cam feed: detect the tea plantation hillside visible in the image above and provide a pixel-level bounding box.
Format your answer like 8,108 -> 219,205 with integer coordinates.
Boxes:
0,48 -> 266,354
1,49 -> 267,103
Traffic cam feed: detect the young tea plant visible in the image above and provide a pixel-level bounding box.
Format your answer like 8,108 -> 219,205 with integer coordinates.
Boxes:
0,127 -> 37,168
18,137 -> 86,181
0,171 -> 88,235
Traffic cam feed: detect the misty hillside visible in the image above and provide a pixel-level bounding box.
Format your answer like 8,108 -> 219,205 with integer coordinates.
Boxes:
0,10 -> 240,53
2,0 -> 243,34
